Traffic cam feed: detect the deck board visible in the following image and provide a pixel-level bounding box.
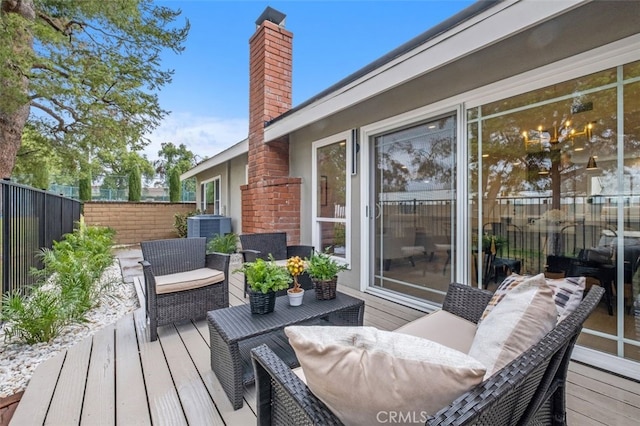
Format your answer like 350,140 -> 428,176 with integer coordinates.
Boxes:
9,255 -> 640,425
81,323 -> 116,425
177,321 -> 257,424
115,313 -> 150,425
157,324 -> 224,425
44,337 -> 92,425
134,307 -> 188,426
9,352 -> 65,425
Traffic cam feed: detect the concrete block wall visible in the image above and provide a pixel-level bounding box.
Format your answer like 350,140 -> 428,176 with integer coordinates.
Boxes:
83,202 -> 197,245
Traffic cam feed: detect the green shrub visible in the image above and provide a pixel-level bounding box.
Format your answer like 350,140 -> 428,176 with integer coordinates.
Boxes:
169,168 -> 180,202
207,233 -> 238,254
1,288 -> 67,344
128,165 -> 141,202
174,209 -> 200,238
79,174 -> 91,201
1,223 -> 116,343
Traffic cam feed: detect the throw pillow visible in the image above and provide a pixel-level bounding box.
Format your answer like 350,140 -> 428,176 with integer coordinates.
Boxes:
285,325 -> 486,426
468,275 -> 557,379
480,273 -> 584,323
544,276 -> 585,322
395,309 -> 478,354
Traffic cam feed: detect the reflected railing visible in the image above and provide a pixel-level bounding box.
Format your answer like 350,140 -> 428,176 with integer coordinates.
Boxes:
379,194 -> 640,276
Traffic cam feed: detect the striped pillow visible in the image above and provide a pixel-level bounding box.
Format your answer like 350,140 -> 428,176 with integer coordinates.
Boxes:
481,273 -> 584,323
544,276 -> 585,322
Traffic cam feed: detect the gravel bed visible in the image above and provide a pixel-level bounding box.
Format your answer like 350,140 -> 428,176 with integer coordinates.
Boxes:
0,261 -> 139,398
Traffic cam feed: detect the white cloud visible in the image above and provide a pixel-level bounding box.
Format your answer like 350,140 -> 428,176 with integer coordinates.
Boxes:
144,112 -> 247,162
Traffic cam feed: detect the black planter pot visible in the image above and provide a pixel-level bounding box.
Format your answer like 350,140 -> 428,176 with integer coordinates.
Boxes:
313,278 -> 337,300
248,289 -> 276,314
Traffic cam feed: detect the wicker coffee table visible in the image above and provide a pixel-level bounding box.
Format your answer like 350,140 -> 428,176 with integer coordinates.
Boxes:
207,290 -> 365,409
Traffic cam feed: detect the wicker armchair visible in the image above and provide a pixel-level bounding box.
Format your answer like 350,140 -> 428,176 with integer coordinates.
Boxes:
239,232 -> 314,297
140,237 -> 230,341
250,282 -> 604,426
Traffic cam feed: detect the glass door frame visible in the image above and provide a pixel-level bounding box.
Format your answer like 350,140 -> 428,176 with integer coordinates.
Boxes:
360,104 -> 466,311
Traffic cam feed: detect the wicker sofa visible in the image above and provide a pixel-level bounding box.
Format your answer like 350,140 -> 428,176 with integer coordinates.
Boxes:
140,237 -> 230,341
250,282 -> 604,425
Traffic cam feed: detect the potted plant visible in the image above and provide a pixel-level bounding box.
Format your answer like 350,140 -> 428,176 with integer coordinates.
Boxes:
285,256 -> 306,306
234,256 -> 291,314
206,233 -> 238,254
482,234 -> 507,255
305,249 -> 348,300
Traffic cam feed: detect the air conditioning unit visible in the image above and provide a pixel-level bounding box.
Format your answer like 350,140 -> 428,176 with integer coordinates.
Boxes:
187,215 -> 232,241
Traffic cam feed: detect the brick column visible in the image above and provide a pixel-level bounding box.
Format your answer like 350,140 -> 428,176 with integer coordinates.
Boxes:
241,8 -> 301,244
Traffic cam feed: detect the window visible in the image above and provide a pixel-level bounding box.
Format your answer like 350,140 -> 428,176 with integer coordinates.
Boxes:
200,177 -> 221,214
313,133 -> 351,264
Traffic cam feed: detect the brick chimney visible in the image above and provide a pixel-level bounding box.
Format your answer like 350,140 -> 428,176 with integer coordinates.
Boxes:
241,6 -> 301,243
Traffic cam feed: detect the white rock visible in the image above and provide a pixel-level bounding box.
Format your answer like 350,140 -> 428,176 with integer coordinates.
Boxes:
0,262 -> 139,398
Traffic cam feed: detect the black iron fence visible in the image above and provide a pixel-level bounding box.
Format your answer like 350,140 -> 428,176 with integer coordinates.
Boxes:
1,179 -> 82,295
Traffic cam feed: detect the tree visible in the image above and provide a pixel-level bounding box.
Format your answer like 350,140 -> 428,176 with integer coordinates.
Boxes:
169,168 -> 180,202
79,171 -> 91,202
128,164 -> 141,201
0,0 -> 189,178
155,142 -> 198,180
99,149 -> 154,192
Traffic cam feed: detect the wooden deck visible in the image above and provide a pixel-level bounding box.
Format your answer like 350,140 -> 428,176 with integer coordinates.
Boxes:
9,256 -> 640,425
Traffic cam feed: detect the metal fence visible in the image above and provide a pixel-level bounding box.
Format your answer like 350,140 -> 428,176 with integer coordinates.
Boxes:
49,183 -> 196,202
1,179 -> 82,295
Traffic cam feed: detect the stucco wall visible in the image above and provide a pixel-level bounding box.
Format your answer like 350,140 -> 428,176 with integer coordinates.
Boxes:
228,154 -> 247,233
83,202 -> 197,245
193,152 -> 247,234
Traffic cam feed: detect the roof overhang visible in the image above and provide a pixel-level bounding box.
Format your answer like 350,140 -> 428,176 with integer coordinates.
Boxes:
180,138 -> 248,180
264,0 -> 584,143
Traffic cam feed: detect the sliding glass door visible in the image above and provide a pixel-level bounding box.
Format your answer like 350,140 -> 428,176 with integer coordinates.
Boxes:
372,115 -> 456,305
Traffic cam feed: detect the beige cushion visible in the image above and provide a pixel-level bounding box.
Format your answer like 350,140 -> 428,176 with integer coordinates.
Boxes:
401,245 -> 425,256
154,268 -> 224,294
481,273 -> 584,323
292,366 -> 306,383
285,325 -> 486,426
468,274 -> 557,379
395,309 -> 477,354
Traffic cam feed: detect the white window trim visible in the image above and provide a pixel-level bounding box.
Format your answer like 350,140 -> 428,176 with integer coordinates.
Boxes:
200,175 -> 221,214
311,130 -> 352,267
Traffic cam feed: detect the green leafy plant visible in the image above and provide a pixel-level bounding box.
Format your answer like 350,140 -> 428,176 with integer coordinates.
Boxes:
1,288 -> 67,344
481,234 -> 508,253
173,209 -> 201,238
234,256 -> 291,294
1,223 -> 116,343
206,233 -> 238,254
305,249 -> 349,281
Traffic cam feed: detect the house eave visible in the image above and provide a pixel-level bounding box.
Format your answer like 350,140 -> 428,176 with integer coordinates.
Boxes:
180,138 -> 248,180
263,0 -> 584,143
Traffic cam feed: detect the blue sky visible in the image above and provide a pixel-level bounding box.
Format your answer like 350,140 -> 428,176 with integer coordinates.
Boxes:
147,0 -> 476,161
